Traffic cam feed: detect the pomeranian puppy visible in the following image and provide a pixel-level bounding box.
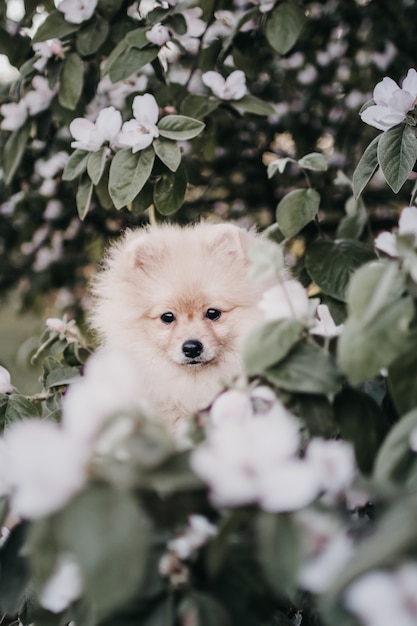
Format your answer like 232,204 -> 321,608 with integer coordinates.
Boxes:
89,222 -> 266,429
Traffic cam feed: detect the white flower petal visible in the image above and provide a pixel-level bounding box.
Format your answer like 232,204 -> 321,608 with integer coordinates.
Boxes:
259,460 -> 320,512
398,206 -> 417,238
258,280 -> 310,320
132,93 -> 159,126
373,76 -> 399,105
0,366 -> 13,394
402,68 -> 417,98
202,71 -> 226,98
374,231 -> 398,256
40,553 -> 83,613
360,103 -> 405,130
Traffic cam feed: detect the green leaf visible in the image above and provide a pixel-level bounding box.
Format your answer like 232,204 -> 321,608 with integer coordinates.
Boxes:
352,135 -> 380,199
87,148 -> 107,185
32,10 -> 79,43
388,335 -> 417,416
305,239 -> 376,301
108,46 -> 158,83
373,408 -> 417,487
94,161 -> 113,209
334,387 -> 390,475
62,149 -> 89,181
297,152 -> 328,171
59,52 -> 84,110
265,2 -> 306,54
180,94 -> 221,118
231,93 -> 275,116
337,262 -> 414,384
76,175 -> 94,220
153,137 -> 181,172
256,512 -> 300,599
0,523 -> 30,615
96,0 -> 124,19
49,484 -> 149,617
276,188 -> 320,238
265,342 -> 343,395
336,206 -> 368,240
124,27 -> 150,47
377,124 -> 417,193
243,319 -> 305,376
45,365 -> 81,388
0,393 -> 40,427
154,162 -> 187,215
3,122 -> 30,185
76,16 -> 109,56
109,146 -> 155,210
158,115 -> 205,140
179,593 -> 231,626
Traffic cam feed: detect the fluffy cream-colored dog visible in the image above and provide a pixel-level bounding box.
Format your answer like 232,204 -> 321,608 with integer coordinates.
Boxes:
89,222 -> 265,428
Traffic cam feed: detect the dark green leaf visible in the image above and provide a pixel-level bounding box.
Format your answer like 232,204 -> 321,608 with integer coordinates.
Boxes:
180,94 -> 221,118
377,124 -> 417,193
0,394 -> 40,426
265,342 -> 343,395
153,137 -> 181,172
352,135 -> 380,199
334,387 -> 390,475
256,512 -> 300,599
243,319 -> 306,376
305,239 -> 376,301
62,149 -> 90,181
179,592 -> 231,626
108,46 -> 158,83
76,16 -> 109,56
76,175 -> 94,220
265,2 -> 306,54
3,123 -> 30,186
0,523 -> 30,615
276,188 -> 320,238
297,394 -> 336,438
109,146 -> 155,210
59,52 -> 84,110
167,13 -> 187,35
125,27 -> 150,47
158,115 -> 205,140
32,10 -> 79,43
96,0 -> 124,19
154,162 -> 187,215
231,94 -> 275,116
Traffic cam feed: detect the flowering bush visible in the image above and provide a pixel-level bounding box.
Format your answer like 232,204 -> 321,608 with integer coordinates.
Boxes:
2,1 -> 417,626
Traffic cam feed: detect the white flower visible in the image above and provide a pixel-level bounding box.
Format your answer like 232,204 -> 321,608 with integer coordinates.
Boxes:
56,0 -> 97,23
360,68 -> 417,131
146,23 -> 171,46
258,280 -> 310,321
344,563 -> 417,626
40,553 -> 83,613
117,94 -> 160,153
297,511 -> 354,594
168,515 -> 217,560
210,389 -> 254,425
311,304 -> 344,337
305,438 -> 356,496
138,0 -> 168,18
32,39 -> 65,71
35,151 -> 69,178
202,70 -> 247,101
0,366 -> 13,394
0,100 -> 28,131
24,76 -> 55,115
62,350 -> 149,444
259,459 -> 321,512
46,317 -> 68,334
69,106 -> 122,152
2,420 -> 88,519
375,205 -> 417,256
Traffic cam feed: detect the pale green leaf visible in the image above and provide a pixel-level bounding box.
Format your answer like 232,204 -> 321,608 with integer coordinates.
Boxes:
153,137 -> 181,172
231,94 -> 275,116
62,149 -> 89,181
298,152 -> 328,171
180,94 -> 220,118
32,10 -> 79,43
158,115 -> 205,140
108,47 -> 158,83
76,175 -> 94,220
109,147 -> 155,210
243,319 -> 305,375
87,148 -> 107,185
3,122 -> 30,185
352,134 -> 380,199
59,52 -> 84,110
265,2 -> 306,54
377,124 -> 417,193
276,188 -> 320,238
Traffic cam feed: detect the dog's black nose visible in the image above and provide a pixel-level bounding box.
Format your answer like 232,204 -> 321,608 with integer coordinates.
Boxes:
182,339 -> 204,359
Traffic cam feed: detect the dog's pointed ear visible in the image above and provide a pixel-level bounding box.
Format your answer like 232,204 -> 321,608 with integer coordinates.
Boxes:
206,223 -> 250,259
123,230 -> 164,270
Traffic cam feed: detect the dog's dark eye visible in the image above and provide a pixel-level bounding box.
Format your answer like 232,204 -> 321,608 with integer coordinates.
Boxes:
206,308 -> 221,321
161,312 -> 176,324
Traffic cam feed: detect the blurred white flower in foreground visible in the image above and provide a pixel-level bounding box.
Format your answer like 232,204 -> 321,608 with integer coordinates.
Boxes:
374,205 -> 417,256
25,76 -> 56,115
40,553 -> 83,613
202,70 -> 247,100
297,511 -> 354,594
191,388 -> 356,510
168,515 -> 217,560
344,563 -> 417,626
0,420 -> 89,518
258,280 -> 310,321
32,39 -> 65,71
0,366 -> 13,394
0,100 -> 28,131
117,94 -> 160,153
57,0 -> 97,23
360,68 -> 417,131
311,304 -> 344,337
70,106 -> 122,152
